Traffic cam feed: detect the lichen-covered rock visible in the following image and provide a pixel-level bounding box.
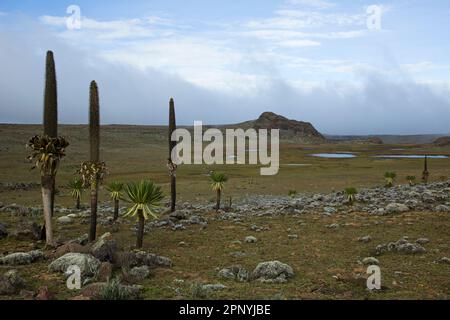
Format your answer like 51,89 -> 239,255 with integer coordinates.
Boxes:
218,265 -> 250,282
49,253 -> 101,277
252,261 -> 294,283
0,250 -> 43,265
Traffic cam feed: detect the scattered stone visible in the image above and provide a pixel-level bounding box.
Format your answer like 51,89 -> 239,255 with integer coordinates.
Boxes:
327,223 -> 340,229
0,250 -> 44,265
416,238 -> 430,245
169,210 -> 188,221
438,257 -> 450,265
172,224 -> 186,231
324,207 -> 337,214
386,203 -> 409,214
218,265 -> 250,282
375,239 -> 427,255
358,236 -> 372,243
230,251 -> 247,258
434,205 -> 450,212
49,253 -> 101,278
252,261 -> 294,283
245,236 -> 258,243
288,234 -> 298,240
362,257 -> 380,265
57,216 -> 73,224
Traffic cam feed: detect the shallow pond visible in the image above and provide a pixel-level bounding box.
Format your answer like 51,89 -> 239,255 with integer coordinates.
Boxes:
310,153 -> 357,159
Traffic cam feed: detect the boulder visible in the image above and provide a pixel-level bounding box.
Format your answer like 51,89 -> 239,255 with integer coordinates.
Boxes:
0,270 -> 25,295
90,233 -> 118,262
245,236 -> 258,243
252,261 -> 294,283
49,253 -> 101,277
0,250 -> 44,265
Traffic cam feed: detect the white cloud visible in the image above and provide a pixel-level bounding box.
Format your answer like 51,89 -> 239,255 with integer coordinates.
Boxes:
285,0 -> 336,9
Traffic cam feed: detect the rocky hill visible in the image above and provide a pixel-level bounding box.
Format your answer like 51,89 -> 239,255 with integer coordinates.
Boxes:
433,136 -> 450,147
234,112 -> 325,143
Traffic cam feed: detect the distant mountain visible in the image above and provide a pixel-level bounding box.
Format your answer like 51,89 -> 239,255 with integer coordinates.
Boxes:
433,136 -> 450,146
232,112 -> 325,143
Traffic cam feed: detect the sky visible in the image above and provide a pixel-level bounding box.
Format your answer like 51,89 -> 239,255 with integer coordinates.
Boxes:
0,0 -> 449,135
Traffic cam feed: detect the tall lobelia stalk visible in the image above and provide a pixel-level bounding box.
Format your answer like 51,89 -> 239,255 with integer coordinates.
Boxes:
44,50 -> 58,218
27,51 -> 69,246
42,50 -> 57,244
168,98 -> 177,212
89,80 -> 100,242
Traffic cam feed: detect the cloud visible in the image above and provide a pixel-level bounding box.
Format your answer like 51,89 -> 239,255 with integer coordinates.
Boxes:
285,0 -> 336,9
1,12 -> 450,135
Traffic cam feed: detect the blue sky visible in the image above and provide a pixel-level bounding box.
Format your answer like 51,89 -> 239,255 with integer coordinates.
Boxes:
0,0 -> 449,134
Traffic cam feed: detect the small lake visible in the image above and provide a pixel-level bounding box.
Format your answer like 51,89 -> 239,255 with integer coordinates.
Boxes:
374,155 -> 449,159
310,153 -> 357,159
